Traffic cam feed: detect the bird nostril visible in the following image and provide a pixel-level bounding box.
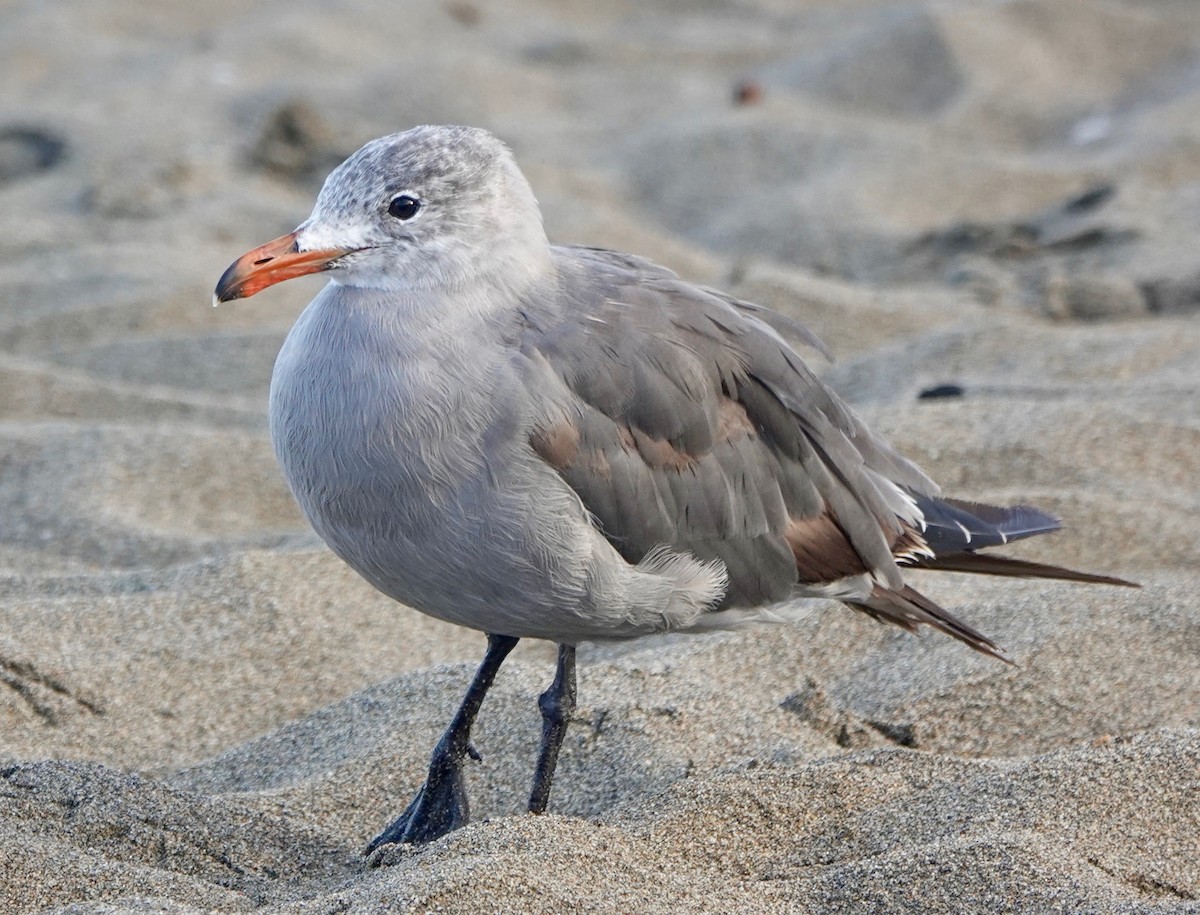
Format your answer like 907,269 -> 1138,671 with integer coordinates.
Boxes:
253,256 -> 274,266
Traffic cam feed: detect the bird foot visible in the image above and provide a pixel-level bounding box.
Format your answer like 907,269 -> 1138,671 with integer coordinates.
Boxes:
365,752 -> 473,852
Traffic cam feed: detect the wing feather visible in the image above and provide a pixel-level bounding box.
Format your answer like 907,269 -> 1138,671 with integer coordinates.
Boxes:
519,245 -> 926,610
517,245 -> 1130,652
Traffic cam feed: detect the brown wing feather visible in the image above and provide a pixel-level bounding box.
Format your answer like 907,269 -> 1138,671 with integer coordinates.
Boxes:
916,552 -> 1137,587
849,584 -> 1011,663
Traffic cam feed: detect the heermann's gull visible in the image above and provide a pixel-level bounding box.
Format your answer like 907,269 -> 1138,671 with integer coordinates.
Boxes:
214,125 -> 1133,851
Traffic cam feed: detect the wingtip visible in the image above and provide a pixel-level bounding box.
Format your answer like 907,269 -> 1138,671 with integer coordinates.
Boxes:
961,629 -> 1015,666
852,584 -> 1014,665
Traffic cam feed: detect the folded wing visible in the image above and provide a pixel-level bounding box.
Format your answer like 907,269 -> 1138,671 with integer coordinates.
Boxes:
517,246 -> 1132,659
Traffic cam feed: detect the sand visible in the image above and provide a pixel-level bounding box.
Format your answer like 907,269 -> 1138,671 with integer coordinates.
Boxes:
1,0 -> 1197,912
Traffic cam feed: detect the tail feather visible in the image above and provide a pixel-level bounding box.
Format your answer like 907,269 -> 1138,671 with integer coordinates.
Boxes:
847,584 -> 1011,664
915,551 -> 1138,587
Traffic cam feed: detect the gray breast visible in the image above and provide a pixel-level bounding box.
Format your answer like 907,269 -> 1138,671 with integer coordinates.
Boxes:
267,283 -> 592,634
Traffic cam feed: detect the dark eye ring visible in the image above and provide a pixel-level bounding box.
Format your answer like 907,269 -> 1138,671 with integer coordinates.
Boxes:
388,195 -> 421,221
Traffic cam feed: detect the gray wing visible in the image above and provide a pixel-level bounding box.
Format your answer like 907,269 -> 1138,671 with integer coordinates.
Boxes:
511,246 -> 1129,660
516,245 -> 935,609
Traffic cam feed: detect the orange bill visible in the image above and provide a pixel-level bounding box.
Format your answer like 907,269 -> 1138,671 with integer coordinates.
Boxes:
213,231 -> 353,304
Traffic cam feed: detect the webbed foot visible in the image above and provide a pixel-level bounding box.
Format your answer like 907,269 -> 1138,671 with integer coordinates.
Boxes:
366,744 -> 471,850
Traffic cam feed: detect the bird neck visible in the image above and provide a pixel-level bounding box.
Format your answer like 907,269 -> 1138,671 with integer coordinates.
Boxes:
322,269 -> 542,355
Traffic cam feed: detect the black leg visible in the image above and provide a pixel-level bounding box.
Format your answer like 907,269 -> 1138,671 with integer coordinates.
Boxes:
366,633 -> 519,852
528,643 -> 576,815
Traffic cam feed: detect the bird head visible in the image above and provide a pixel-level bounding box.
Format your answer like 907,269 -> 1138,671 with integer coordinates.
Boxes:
214,125 -> 550,304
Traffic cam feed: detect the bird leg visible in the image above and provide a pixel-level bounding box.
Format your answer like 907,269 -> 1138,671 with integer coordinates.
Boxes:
366,633 -> 518,851
528,643 -> 577,814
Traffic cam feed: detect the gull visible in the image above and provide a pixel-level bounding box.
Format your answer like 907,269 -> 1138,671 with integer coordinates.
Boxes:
214,125 -> 1133,851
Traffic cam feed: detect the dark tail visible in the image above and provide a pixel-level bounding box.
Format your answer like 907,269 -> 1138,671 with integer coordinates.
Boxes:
915,495 -> 1061,552
847,495 -> 1138,662
910,494 -> 1138,588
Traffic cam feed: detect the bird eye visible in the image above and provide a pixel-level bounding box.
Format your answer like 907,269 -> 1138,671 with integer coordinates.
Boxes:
387,195 -> 421,221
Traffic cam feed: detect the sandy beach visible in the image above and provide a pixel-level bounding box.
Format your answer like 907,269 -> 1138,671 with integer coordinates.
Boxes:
1,0 -> 1197,911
